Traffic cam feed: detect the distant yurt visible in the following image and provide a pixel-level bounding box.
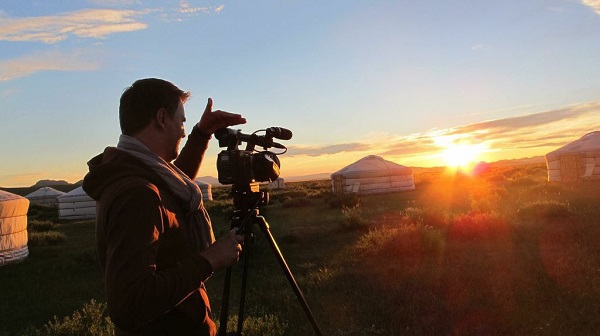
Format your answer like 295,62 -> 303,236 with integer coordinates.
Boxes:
268,177 -> 286,190
25,187 -> 66,207
331,155 -> 415,195
57,186 -> 96,220
545,131 -> 600,182
194,180 -> 213,201
0,190 -> 29,266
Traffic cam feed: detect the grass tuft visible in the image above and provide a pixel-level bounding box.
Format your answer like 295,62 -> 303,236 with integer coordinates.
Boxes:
28,231 -> 67,247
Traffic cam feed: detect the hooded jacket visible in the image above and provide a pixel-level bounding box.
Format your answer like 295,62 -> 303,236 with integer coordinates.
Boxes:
83,128 -> 216,335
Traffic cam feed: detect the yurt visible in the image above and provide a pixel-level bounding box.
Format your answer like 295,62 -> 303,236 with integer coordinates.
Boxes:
331,155 -> 415,195
545,131 -> 600,182
194,179 -> 213,201
0,190 -> 29,266
268,177 -> 286,190
25,187 -> 66,207
57,186 -> 96,220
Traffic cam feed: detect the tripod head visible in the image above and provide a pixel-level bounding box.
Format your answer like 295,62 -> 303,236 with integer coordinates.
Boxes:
230,183 -> 269,235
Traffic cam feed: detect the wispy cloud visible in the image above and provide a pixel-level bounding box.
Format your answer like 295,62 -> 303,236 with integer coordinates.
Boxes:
582,0 -> 600,14
287,102 -> 600,166
0,49 -> 102,81
179,0 -> 211,14
0,9 -> 149,44
165,1 -> 224,21
288,143 -> 372,156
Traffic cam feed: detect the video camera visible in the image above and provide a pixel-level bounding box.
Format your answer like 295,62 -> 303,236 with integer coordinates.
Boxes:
215,127 -> 292,185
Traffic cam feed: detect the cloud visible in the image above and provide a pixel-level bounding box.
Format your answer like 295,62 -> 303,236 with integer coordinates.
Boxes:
582,0 -> 600,14
179,1 -> 211,14
0,8 -> 149,44
288,143 -> 372,156
0,3 -> 226,44
447,102 -> 599,140
287,102 -> 600,166
0,49 -> 102,81
173,1 -> 225,19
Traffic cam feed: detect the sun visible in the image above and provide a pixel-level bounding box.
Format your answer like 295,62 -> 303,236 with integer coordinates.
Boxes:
440,143 -> 485,168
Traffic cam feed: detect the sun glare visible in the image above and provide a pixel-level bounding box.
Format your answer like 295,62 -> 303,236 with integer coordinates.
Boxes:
434,135 -> 488,171
441,143 -> 484,168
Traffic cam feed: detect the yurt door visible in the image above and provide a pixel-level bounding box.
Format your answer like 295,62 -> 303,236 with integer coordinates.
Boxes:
333,176 -> 344,192
559,153 -> 581,182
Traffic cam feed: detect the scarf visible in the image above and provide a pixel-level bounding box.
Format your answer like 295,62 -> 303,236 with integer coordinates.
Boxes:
116,134 -> 215,252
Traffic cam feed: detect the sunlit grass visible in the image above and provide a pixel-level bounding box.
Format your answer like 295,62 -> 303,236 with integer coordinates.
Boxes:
2,163 -> 599,335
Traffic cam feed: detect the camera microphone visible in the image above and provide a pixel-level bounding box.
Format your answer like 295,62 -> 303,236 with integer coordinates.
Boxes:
266,127 -> 293,140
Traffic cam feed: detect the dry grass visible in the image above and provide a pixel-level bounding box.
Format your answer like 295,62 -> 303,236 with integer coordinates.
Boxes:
2,163 -> 600,335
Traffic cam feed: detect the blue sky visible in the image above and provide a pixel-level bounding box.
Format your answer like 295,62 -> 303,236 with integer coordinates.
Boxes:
1,0 -> 600,187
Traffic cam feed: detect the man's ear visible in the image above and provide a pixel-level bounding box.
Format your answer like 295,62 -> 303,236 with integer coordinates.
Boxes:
155,108 -> 169,130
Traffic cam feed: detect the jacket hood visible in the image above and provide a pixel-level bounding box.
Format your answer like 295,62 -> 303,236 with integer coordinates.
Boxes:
82,147 -> 164,201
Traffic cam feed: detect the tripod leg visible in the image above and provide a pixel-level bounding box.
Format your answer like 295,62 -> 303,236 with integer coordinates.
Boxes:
218,268 -> 233,336
255,216 -> 323,336
236,232 -> 252,335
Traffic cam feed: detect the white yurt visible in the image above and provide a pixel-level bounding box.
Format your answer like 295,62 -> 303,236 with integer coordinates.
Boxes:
331,155 -> 415,195
25,187 -> 66,207
545,131 -> 600,182
0,190 -> 29,266
57,186 -> 96,220
194,179 -> 213,201
268,177 -> 286,190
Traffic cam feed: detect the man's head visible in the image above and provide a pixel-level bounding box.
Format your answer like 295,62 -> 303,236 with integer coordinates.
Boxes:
119,78 -> 190,136
120,78 -> 191,161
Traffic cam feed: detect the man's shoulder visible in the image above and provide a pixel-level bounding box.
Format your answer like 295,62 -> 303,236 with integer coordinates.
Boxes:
103,176 -> 161,201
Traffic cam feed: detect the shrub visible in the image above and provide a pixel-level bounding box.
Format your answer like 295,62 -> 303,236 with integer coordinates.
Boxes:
28,220 -> 56,232
327,192 -> 360,209
340,204 -> 369,230
510,177 -> 538,186
449,212 -> 509,241
32,300 -> 114,336
281,197 -> 311,208
28,231 -> 67,247
27,204 -> 59,222
403,207 -> 426,224
516,200 -> 573,222
403,207 -> 449,229
277,190 -> 309,199
217,314 -> 287,336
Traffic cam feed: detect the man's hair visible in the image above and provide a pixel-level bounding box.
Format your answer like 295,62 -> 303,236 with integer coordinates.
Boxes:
119,78 -> 191,135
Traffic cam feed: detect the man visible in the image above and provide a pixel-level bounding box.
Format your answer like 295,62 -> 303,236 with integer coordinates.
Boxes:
82,78 -> 246,335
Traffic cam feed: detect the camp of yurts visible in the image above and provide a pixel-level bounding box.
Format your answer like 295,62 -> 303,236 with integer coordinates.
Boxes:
331,155 -> 415,195
0,190 -> 30,266
25,187 -> 66,207
57,186 -> 96,220
194,179 -> 213,201
545,131 -> 600,182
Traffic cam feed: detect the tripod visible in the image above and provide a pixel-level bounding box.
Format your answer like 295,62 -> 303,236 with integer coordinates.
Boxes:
217,183 -> 323,336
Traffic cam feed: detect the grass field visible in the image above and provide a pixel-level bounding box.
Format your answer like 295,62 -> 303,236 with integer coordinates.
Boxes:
1,163 -> 599,335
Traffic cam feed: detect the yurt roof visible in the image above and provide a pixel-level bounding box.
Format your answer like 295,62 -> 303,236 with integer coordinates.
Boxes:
331,155 -> 412,178
57,186 -> 89,199
546,131 -> 600,159
0,189 -> 30,217
25,187 -> 66,198
194,179 -> 212,187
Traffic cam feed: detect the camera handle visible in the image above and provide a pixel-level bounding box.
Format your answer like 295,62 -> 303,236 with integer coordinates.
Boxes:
217,202 -> 323,336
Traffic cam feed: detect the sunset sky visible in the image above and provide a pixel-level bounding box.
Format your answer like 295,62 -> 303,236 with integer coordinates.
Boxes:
1,1 -> 600,187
